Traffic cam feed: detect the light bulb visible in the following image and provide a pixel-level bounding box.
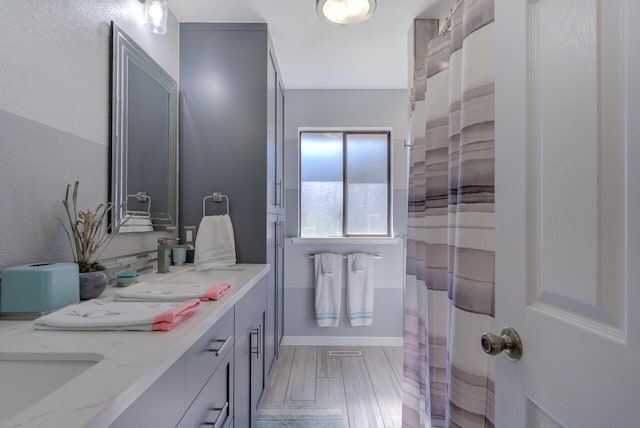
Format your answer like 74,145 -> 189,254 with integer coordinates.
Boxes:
148,2 -> 163,26
318,0 -> 375,25
144,0 -> 167,34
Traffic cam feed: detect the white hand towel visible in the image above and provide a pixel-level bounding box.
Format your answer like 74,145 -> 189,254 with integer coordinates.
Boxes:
315,253 -> 342,327
194,215 -> 236,271
347,253 -> 374,326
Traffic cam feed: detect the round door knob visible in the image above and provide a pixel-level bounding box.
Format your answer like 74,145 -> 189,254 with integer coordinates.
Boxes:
481,327 -> 523,361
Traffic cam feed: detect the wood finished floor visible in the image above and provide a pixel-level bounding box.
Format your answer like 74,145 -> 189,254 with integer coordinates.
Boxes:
262,346 -> 403,428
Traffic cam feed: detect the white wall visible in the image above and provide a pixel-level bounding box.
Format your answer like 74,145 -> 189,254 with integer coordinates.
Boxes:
0,1 -> 179,269
283,89 -> 409,344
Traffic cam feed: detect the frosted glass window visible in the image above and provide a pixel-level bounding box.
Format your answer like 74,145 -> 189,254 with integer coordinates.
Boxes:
300,131 -> 390,237
346,134 -> 388,235
300,133 -> 344,236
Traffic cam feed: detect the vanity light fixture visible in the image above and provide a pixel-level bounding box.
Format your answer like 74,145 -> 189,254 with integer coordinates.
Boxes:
144,0 -> 168,34
316,0 -> 377,25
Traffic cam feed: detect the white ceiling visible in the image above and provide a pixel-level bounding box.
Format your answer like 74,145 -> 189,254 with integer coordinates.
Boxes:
169,0 -> 452,90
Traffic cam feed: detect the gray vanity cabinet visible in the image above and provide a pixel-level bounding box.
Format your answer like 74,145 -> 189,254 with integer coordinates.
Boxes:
234,276 -> 267,428
180,22 -> 285,386
109,312 -> 236,428
109,356 -> 186,428
177,349 -> 233,428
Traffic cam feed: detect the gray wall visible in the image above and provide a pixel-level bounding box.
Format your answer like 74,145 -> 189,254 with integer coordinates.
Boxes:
178,23 -> 269,263
0,1 -> 180,270
283,89 -> 409,342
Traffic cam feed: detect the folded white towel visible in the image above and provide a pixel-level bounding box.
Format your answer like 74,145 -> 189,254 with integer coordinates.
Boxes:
33,299 -> 200,331
114,281 -> 230,302
347,253 -> 374,326
194,215 -> 236,271
315,253 -> 342,327
118,214 -> 154,233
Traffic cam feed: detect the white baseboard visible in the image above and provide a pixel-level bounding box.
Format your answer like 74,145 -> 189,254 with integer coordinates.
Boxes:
281,336 -> 403,347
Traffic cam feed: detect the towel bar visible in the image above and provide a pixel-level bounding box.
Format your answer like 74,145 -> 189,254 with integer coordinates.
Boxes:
309,254 -> 381,260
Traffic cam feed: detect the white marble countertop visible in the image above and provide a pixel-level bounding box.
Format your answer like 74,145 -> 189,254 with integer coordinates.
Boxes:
0,263 -> 270,428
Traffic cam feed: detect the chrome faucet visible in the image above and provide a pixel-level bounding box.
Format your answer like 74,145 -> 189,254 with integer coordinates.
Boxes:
157,238 -> 180,273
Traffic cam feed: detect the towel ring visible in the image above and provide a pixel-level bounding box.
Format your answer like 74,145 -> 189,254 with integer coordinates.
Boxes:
202,192 -> 230,217
125,192 -> 152,217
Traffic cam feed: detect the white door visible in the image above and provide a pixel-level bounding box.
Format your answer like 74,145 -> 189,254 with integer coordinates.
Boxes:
494,1 -> 640,427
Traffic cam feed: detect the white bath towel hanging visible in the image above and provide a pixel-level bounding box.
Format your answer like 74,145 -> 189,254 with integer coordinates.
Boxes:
314,253 -> 342,327
194,214 -> 236,271
347,253 -> 374,326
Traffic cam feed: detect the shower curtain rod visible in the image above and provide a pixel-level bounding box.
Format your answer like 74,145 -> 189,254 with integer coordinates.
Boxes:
439,0 -> 463,34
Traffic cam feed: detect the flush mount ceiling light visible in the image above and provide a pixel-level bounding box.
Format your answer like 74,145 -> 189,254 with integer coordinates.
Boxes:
144,0 -> 168,34
317,0 -> 377,25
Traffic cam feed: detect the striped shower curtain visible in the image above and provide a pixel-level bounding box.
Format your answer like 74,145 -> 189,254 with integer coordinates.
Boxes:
403,1 -> 495,427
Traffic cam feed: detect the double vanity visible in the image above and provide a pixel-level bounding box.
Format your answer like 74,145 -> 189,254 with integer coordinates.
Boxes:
0,264 -> 271,428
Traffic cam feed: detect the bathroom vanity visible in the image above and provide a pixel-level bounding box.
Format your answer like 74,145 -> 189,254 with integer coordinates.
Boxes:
0,264 -> 271,428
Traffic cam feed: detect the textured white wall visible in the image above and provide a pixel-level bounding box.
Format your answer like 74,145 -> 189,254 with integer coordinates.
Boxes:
0,1 -> 180,269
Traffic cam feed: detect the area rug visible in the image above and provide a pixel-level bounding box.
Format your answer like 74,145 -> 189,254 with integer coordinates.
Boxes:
256,403 -> 345,428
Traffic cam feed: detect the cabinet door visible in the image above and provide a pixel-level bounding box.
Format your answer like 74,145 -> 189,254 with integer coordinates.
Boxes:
275,80 -> 285,211
234,278 -> 267,428
235,311 -> 265,428
250,310 -> 266,421
266,51 -> 277,211
233,320 -> 251,428
276,215 -> 285,351
265,214 -> 277,376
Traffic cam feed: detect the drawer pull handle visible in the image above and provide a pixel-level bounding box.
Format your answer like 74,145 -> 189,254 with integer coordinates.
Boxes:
251,325 -> 262,360
209,336 -> 231,357
204,401 -> 229,428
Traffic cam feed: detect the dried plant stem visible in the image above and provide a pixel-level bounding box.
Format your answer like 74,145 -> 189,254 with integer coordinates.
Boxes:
61,181 -> 115,272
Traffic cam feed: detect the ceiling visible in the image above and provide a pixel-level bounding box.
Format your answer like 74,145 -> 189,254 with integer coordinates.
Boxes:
169,0 -> 453,90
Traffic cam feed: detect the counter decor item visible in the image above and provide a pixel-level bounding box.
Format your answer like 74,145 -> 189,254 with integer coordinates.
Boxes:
60,181 -> 115,299
172,247 -> 186,265
116,271 -> 140,287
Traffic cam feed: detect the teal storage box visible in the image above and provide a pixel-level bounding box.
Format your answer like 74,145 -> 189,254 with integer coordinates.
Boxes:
1,262 -> 79,315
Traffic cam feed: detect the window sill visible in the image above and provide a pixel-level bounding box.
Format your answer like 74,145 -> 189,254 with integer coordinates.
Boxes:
290,237 -> 402,245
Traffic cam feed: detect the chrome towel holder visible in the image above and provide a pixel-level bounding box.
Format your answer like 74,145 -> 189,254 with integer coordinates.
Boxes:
202,192 -> 230,217
309,253 -> 382,260
125,192 -> 152,217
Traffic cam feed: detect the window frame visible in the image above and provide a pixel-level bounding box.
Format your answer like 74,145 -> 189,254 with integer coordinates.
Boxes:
298,129 -> 392,238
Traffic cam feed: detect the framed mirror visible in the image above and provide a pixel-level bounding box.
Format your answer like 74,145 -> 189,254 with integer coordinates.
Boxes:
110,22 -> 177,233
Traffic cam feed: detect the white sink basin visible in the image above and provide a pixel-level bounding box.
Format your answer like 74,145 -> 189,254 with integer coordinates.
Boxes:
0,352 -> 102,424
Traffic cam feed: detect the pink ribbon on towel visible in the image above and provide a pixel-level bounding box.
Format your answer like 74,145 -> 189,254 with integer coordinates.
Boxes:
151,299 -> 200,331
201,283 -> 231,300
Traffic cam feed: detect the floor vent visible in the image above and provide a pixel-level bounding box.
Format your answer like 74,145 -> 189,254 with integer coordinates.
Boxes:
328,350 -> 363,357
